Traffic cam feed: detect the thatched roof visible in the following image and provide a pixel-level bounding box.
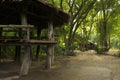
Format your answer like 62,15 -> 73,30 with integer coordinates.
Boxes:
0,0 -> 69,28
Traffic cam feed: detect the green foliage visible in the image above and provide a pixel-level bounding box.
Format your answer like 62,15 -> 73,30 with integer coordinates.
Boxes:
69,45 -> 78,51
0,46 -> 15,58
54,45 -> 65,55
0,0 -> 120,60
31,46 -> 47,60
95,45 -> 105,54
46,0 -> 120,47
66,51 -> 76,56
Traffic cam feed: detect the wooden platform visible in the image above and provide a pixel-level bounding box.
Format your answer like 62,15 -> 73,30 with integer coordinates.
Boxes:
0,40 -> 58,45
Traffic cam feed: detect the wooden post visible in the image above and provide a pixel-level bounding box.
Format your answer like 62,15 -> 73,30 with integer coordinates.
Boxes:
46,21 -> 54,69
35,27 -> 42,60
20,11 -> 31,76
0,28 -> 2,62
15,28 -> 21,63
49,23 -> 55,64
14,46 -> 21,63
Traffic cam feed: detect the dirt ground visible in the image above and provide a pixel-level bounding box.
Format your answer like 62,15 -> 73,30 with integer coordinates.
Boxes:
0,49 -> 120,80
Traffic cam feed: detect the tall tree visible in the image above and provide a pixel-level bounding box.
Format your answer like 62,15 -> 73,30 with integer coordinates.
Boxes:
49,0 -> 97,51
48,0 -> 120,53
95,0 -> 120,53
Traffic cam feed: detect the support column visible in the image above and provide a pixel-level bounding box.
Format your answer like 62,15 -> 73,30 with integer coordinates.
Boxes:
15,28 -> 22,63
35,27 -> 42,61
0,28 -> 2,62
20,11 -> 31,76
14,46 -> 21,63
46,21 -> 54,69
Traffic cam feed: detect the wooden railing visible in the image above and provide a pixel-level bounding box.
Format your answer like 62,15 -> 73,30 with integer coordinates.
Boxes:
0,25 -> 58,45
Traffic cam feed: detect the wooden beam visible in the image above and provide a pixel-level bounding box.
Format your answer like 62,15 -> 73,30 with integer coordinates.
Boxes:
20,11 -> 31,76
0,40 -> 58,45
0,25 -> 34,28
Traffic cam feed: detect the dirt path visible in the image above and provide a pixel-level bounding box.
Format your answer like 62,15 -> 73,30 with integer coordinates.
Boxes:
15,50 -> 120,80
1,50 -> 120,80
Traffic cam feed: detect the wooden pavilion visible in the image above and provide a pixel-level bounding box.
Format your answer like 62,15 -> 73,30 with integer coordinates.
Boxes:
0,0 -> 69,76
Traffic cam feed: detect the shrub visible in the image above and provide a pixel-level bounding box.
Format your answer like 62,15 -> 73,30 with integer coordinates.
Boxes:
54,45 -> 65,55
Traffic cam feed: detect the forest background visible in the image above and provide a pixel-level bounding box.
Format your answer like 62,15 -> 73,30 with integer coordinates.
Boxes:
0,0 -> 120,61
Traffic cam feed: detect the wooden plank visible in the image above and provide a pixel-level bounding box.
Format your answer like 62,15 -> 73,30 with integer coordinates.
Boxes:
0,25 -> 34,28
29,40 -> 57,43
0,39 -> 25,42
0,40 -> 58,45
0,39 -> 58,43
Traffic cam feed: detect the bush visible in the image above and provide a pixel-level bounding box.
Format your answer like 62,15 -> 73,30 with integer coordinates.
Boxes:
66,51 -> 77,56
54,45 -> 65,55
95,46 -> 105,54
